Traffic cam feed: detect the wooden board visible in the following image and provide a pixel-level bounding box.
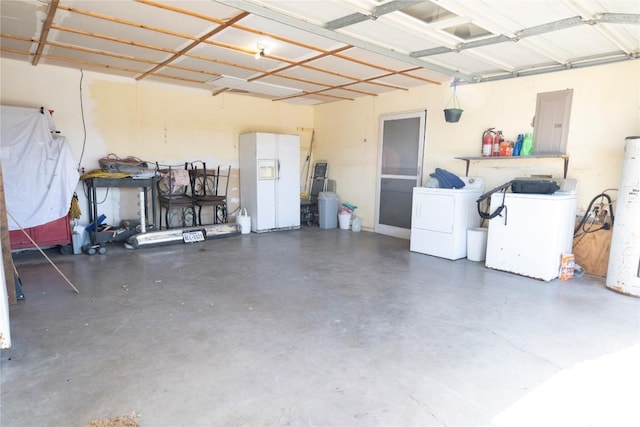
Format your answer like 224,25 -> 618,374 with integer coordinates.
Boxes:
0,163 -> 18,304
573,226 -> 612,277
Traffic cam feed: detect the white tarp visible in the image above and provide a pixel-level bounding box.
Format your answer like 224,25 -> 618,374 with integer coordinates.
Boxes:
1,105 -> 79,230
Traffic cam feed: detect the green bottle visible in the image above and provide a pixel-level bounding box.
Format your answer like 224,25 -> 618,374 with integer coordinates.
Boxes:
521,132 -> 534,156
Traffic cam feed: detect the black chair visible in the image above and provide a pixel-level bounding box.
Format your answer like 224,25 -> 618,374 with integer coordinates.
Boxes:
190,163 -> 231,225
156,163 -> 196,229
300,161 -> 328,225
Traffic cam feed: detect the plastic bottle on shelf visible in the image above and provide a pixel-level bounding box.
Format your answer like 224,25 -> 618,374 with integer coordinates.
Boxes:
521,132 -> 534,156
506,141 -> 514,156
499,139 -> 509,156
492,131 -> 503,157
513,134 -> 524,156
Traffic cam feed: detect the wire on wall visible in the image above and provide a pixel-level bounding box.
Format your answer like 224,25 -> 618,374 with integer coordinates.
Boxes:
77,69 -> 87,171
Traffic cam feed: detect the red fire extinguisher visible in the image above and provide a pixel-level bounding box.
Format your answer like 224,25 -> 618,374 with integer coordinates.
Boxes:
482,128 -> 495,157
492,130 -> 503,157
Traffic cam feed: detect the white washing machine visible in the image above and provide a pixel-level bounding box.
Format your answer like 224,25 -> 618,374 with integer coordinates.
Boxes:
410,177 -> 484,260
485,191 -> 577,281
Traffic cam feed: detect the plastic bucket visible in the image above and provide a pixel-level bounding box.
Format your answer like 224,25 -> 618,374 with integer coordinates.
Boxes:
467,227 -> 488,261
338,212 -> 351,230
237,208 -> 251,234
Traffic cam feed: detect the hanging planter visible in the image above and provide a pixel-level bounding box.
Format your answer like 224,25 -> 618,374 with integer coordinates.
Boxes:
444,80 -> 463,123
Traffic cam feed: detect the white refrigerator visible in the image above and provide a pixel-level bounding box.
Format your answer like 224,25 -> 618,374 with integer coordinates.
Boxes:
485,192 -> 577,281
239,132 -> 300,232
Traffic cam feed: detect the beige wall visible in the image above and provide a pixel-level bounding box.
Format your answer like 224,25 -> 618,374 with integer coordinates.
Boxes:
0,58 -> 314,223
314,60 -> 640,229
2,57 -> 639,229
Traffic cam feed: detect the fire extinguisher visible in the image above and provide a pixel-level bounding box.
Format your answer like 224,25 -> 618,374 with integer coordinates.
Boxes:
492,130 -> 503,157
482,128 -> 495,157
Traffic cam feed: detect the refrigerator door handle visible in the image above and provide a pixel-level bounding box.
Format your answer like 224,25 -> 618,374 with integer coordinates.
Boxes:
277,159 -> 281,180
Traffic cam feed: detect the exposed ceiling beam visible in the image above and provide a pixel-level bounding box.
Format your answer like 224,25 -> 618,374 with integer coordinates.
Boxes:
32,0 -> 59,66
136,11 -> 249,81
516,16 -> 584,38
326,0 -> 428,30
597,13 -> 640,24
215,0 -> 472,81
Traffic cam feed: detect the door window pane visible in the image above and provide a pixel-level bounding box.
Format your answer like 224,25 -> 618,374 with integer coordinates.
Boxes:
381,117 -> 420,176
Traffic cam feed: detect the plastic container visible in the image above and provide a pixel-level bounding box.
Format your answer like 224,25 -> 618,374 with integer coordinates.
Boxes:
318,192 -> 339,229
467,227 -> 488,262
352,216 -> 361,232
72,225 -> 86,255
521,132 -> 534,156
338,212 -> 351,230
237,208 -> 251,234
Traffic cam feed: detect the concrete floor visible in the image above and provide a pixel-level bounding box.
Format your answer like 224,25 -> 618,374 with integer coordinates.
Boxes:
1,227 -> 639,427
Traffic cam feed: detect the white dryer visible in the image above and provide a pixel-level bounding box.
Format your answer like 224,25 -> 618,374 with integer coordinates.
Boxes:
410,177 -> 484,260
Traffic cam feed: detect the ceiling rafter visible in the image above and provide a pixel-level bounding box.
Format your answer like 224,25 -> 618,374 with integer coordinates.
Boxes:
135,11 -> 250,81
248,46 -> 353,82
215,0 -> 472,81
141,0 -> 433,89
32,0 -> 59,66
2,0 -> 638,104
54,1 -> 408,95
49,24 -> 177,55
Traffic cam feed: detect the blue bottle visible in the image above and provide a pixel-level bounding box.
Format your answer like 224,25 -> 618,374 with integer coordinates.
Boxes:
513,134 -> 523,156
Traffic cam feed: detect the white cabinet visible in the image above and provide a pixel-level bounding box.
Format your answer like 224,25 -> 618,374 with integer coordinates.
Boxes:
410,178 -> 484,260
485,192 -> 577,281
239,132 -> 300,232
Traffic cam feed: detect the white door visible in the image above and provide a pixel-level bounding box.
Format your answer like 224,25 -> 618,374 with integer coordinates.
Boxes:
376,110 -> 426,239
255,133 -> 277,231
275,134 -> 300,229
413,192 -> 455,233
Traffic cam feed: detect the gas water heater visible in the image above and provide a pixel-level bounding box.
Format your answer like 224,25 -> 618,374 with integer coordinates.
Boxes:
607,136 -> 640,297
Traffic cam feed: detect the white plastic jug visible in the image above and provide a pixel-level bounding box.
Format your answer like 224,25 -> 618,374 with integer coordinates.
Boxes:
237,208 -> 251,234
352,216 -> 361,232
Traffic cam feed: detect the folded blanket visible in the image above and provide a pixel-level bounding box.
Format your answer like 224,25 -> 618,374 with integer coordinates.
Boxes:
429,168 -> 465,189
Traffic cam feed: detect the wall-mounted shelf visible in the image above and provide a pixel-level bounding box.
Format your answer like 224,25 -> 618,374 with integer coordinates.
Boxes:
455,154 -> 570,178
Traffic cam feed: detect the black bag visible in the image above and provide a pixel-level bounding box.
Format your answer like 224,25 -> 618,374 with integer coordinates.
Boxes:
511,179 -> 559,194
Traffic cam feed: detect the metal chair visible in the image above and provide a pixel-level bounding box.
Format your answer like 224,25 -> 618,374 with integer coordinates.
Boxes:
156,163 -> 196,229
300,161 -> 328,225
190,163 -> 231,225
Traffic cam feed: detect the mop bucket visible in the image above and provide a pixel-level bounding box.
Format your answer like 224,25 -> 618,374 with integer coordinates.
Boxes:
237,208 -> 251,234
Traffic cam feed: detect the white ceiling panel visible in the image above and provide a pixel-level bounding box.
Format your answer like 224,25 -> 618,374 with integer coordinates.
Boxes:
348,81 -> 404,94
469,41 -> 558,71
44,45 -> 152,72
240,14 -> 350,51
277,66 -> 355,87
47,28 -> 172,62
426,51 -> 501,74
258,75 -> 328,93
337,19 -> 442,53
256,0 -> 361,25
1,0 -> 637,104
63,0 -> 225,34
173,57 -> 257,80
54,11 -> 193,51
530,26 -> 626,60
311,55 -> 391,79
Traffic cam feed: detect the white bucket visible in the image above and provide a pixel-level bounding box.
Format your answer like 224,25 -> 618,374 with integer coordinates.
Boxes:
467,227 -> 488,262
237,208 -> 251,234
338,212 -> 351,230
